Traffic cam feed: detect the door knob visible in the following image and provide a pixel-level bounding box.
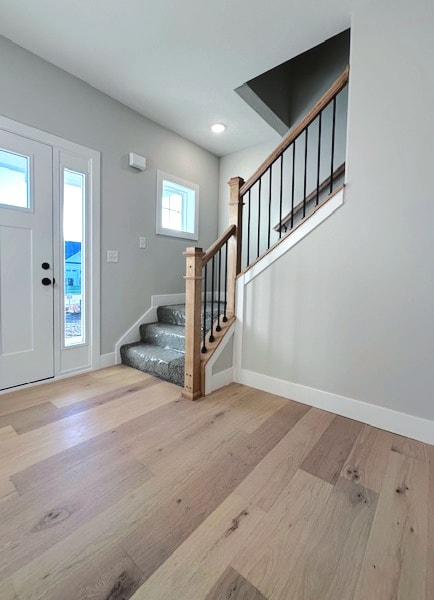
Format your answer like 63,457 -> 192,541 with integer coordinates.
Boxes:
41,262 -> 50,270
41,277 -> 52,286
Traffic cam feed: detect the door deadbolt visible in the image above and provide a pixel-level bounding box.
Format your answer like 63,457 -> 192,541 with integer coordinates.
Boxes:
41,262 -> 50,270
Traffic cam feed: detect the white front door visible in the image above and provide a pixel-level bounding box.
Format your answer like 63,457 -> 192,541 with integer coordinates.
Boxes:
0,129 -> 54,390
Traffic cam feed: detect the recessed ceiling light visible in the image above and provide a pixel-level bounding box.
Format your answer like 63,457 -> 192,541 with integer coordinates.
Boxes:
211,123 -> 226,133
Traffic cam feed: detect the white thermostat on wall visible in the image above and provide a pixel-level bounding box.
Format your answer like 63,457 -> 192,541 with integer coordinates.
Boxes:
128,152 -> 147,171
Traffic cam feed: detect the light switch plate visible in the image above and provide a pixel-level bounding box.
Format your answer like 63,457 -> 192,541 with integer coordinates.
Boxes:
107,250 -> 119,263
139,237 -> 147,249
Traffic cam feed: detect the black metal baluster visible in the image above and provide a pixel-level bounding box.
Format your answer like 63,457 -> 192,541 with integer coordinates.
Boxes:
247,190 -> 251,267
316,111 -> 322,205
209,256 -> 215,342
291,142 -> 295,229
303,126 -> 308,219
223,241 -> 228,322
330,96 -> 337,194
279,154 -> 283,238
257,178 -> 261,258
267,167 -> 272,249
216,249 -> 222,332
201,264 -> 207,353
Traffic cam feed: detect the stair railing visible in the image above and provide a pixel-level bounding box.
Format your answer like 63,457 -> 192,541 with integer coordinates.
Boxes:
274,162 -> 346,234
183,179 -> 243,399
239,66 -> 349,271
183,66 -> 349,399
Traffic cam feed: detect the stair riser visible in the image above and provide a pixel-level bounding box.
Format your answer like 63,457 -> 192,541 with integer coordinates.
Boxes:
157,304 -> 227,331
121,345 -> 184,387
157,305 -> 186,326
140,324 -> 185,352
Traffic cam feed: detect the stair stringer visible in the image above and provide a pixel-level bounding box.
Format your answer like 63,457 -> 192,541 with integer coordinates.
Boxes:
203,319 -> 236,395
233,186 -> 344,381
201,188 -> 345,395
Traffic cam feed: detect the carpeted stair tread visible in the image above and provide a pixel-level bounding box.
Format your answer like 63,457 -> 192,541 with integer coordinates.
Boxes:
120,342 -> 184,387
120,302 -> 225,388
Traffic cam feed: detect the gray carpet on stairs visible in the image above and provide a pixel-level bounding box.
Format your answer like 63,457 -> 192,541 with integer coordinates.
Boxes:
120,303 -> 224,387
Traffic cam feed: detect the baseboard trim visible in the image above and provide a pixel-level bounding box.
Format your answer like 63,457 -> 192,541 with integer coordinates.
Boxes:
236,369 -> 434,444
100,353 -> 116,369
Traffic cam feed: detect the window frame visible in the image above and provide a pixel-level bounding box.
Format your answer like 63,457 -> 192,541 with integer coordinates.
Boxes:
156,170 -> 199,241
62,167 -> 86,348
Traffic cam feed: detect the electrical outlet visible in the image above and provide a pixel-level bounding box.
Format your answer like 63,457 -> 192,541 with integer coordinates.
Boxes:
107,250 -> 119,263
139,237 -> 147,249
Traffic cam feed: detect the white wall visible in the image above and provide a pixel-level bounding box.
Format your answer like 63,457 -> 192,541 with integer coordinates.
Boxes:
232,0 -> 434,427
0,36 -> 219,354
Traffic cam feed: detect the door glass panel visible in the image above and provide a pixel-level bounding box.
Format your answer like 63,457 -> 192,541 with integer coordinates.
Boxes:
63,169 -> 85,346
0,149 -> 29,208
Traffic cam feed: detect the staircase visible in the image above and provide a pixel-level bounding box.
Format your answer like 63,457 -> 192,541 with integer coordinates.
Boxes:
121,68 -> 349,398
120,303 -> 215,387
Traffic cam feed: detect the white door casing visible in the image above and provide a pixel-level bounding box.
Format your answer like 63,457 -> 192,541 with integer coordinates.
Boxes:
0,116 -> 100,392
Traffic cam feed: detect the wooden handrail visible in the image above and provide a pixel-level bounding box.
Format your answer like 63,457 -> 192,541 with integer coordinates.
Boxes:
240,65 -> 349,196
203,225 -> 236,265
273,162 -> 346,231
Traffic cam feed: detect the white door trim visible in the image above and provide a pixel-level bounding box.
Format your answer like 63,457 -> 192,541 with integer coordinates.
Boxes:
0,114 -> 101,383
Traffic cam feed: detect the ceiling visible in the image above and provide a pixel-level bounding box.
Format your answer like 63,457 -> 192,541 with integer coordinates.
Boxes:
0,0 -> 351,156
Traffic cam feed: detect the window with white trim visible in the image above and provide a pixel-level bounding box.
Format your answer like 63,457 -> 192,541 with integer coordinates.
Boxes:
156,171 -> 199,240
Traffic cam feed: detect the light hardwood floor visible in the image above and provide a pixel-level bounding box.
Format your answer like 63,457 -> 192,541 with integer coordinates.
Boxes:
0,366 -> 432,600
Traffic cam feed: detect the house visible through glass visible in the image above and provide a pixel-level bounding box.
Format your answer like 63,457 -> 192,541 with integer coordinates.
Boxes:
0,149 -> 29,208
63,169 -> 85,346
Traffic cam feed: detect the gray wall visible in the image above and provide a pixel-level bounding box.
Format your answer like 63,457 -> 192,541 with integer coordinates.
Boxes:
228,0 -> 434,421
0,36 -> 219,354
248,29 -> 350,131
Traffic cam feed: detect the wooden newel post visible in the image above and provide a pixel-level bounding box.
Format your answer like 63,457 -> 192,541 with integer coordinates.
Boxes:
227,176 -> 245,316
183,246 -> 204,400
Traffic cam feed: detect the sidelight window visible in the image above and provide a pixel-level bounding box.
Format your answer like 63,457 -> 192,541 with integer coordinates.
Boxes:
63,169 -> 85,347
